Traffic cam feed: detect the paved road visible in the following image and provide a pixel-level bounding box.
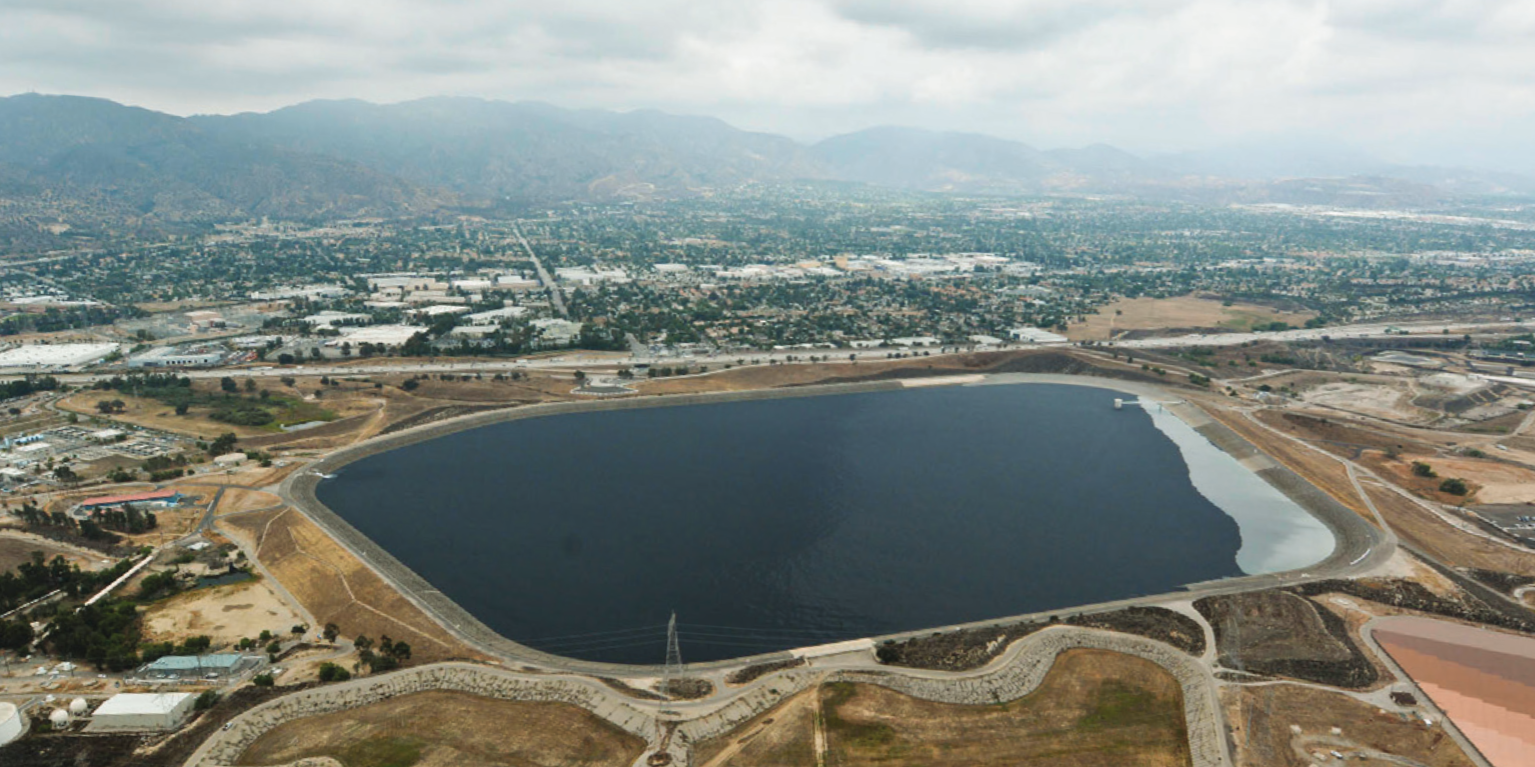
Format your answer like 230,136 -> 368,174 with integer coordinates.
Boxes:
512,223 -> 567,319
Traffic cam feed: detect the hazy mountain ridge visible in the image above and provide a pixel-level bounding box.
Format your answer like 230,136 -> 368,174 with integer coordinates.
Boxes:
0,94 -> 447,246
2,93 -> 1532,253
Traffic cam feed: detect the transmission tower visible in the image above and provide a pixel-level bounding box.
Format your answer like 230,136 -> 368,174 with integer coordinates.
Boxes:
663,611 -> 683,696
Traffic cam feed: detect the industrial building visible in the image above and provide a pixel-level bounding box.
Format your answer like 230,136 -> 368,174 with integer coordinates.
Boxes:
134,653 -> 256,682
127,345 -> 227,368
0,342 -> 120,370
77,489 -> 184,512
86,692 -> 196,732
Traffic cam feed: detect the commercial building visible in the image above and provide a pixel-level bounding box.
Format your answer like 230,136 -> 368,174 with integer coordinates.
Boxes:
86,692 -> 196,731
334,324 -> 424,349
464,306 -> 528,325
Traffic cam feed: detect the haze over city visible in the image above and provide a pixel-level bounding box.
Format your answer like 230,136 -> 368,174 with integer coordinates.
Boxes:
5,0 -> 1535,171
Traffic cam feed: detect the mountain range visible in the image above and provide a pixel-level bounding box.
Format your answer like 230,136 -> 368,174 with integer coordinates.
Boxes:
2,93 -> 1533,250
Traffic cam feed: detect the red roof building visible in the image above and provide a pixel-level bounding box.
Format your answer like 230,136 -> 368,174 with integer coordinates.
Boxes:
78,489 -> 184,510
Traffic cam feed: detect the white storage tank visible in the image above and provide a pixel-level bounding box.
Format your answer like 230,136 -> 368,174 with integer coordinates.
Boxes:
49,707 -> 71,728
0,702 -> 23,746
69,697 -> 89,715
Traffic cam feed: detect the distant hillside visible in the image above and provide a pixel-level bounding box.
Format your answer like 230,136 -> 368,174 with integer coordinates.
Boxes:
809,127 -> 1059,192
2,93 -> 1532,254
0,93 -> 445,249
193,97 -> 825,201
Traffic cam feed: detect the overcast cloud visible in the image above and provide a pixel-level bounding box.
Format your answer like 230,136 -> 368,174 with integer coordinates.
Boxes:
3,0 -> 1533,168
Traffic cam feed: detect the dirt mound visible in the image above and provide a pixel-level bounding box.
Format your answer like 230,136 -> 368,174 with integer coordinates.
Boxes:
1195,591 -> 1378,688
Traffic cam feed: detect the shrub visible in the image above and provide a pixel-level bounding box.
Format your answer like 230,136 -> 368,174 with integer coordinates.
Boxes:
1411,462 -> 1437,478
1439,478 -> 1469,496
318,662 -> 351,682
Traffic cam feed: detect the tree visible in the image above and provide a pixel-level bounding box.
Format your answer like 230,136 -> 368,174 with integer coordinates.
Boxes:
322,623 -> 340,643
220,377 -> 238,393
209,432 -> 238,456
252,673 -> 274,687
277,354 -> 296,365
401,379 -> 420,392
53,465 -> 78,484
1439,478 -> 1469,496
174,402 -> 190,416
243,378 -> 257,393
1412,462 -> 1437,478
194,690 -> 220,710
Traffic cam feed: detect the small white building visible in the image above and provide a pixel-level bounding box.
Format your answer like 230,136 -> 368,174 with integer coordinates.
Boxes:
87,692 -> 196,732
1009,326 -> 1068,344
213,452 -> 247,468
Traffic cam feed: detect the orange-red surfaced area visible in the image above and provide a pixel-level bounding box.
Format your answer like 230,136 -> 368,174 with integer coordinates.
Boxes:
1375,616 -> 1535,767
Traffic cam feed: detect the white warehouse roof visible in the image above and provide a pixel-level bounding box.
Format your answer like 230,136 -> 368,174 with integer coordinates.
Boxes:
0,343 -> 120,368
93,692 -> 194,717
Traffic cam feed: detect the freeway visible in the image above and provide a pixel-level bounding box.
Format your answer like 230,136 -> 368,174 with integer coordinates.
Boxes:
18,317 -> 1530,387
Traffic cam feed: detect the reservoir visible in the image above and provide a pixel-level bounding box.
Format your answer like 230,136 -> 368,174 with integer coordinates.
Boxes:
316,381 -> 1334,664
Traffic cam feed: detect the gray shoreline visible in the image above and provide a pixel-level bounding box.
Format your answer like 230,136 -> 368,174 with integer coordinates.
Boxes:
280,373 -> 1388,676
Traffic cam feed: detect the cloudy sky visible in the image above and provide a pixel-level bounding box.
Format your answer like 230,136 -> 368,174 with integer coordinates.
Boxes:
3,0 -> 1534,167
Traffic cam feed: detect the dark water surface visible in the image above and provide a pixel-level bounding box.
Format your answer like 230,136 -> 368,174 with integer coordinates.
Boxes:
317,384 -> 1245,664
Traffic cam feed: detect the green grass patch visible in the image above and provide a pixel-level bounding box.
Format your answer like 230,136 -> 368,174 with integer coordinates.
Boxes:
333,735 -> 425,767
1078,680 -> 1173,732
821,682 -> 898,750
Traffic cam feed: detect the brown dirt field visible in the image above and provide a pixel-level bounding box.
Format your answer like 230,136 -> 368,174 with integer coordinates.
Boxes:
693,689 -> 817,767
823,649 -> 1189,767
1066,295 -> 1317,341
222,507 -> 483,664
235,690 -> 646,767
1361,453 -> 1482,506
212,488 -> 283,516
141,578 -> 303,647
1362,482 -> 1535,577
1419,456 -> 1535,505
1224,684 -> 1474,767
1253,409 -> 1438,456
0,534 -> 94,571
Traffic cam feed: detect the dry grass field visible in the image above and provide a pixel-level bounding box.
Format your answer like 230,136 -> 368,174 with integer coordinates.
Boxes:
221,507 -> 482,663
141,577 -> 303,646
1361,483 -> 1535,577
693,689 -> 818,767
235,690 -> 646,767
821,649 -> 1189,767
1225,684 -> 1474,767
1066,295 -> 1317,341
0,534 -> 96,571
211,487 -> 284,516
